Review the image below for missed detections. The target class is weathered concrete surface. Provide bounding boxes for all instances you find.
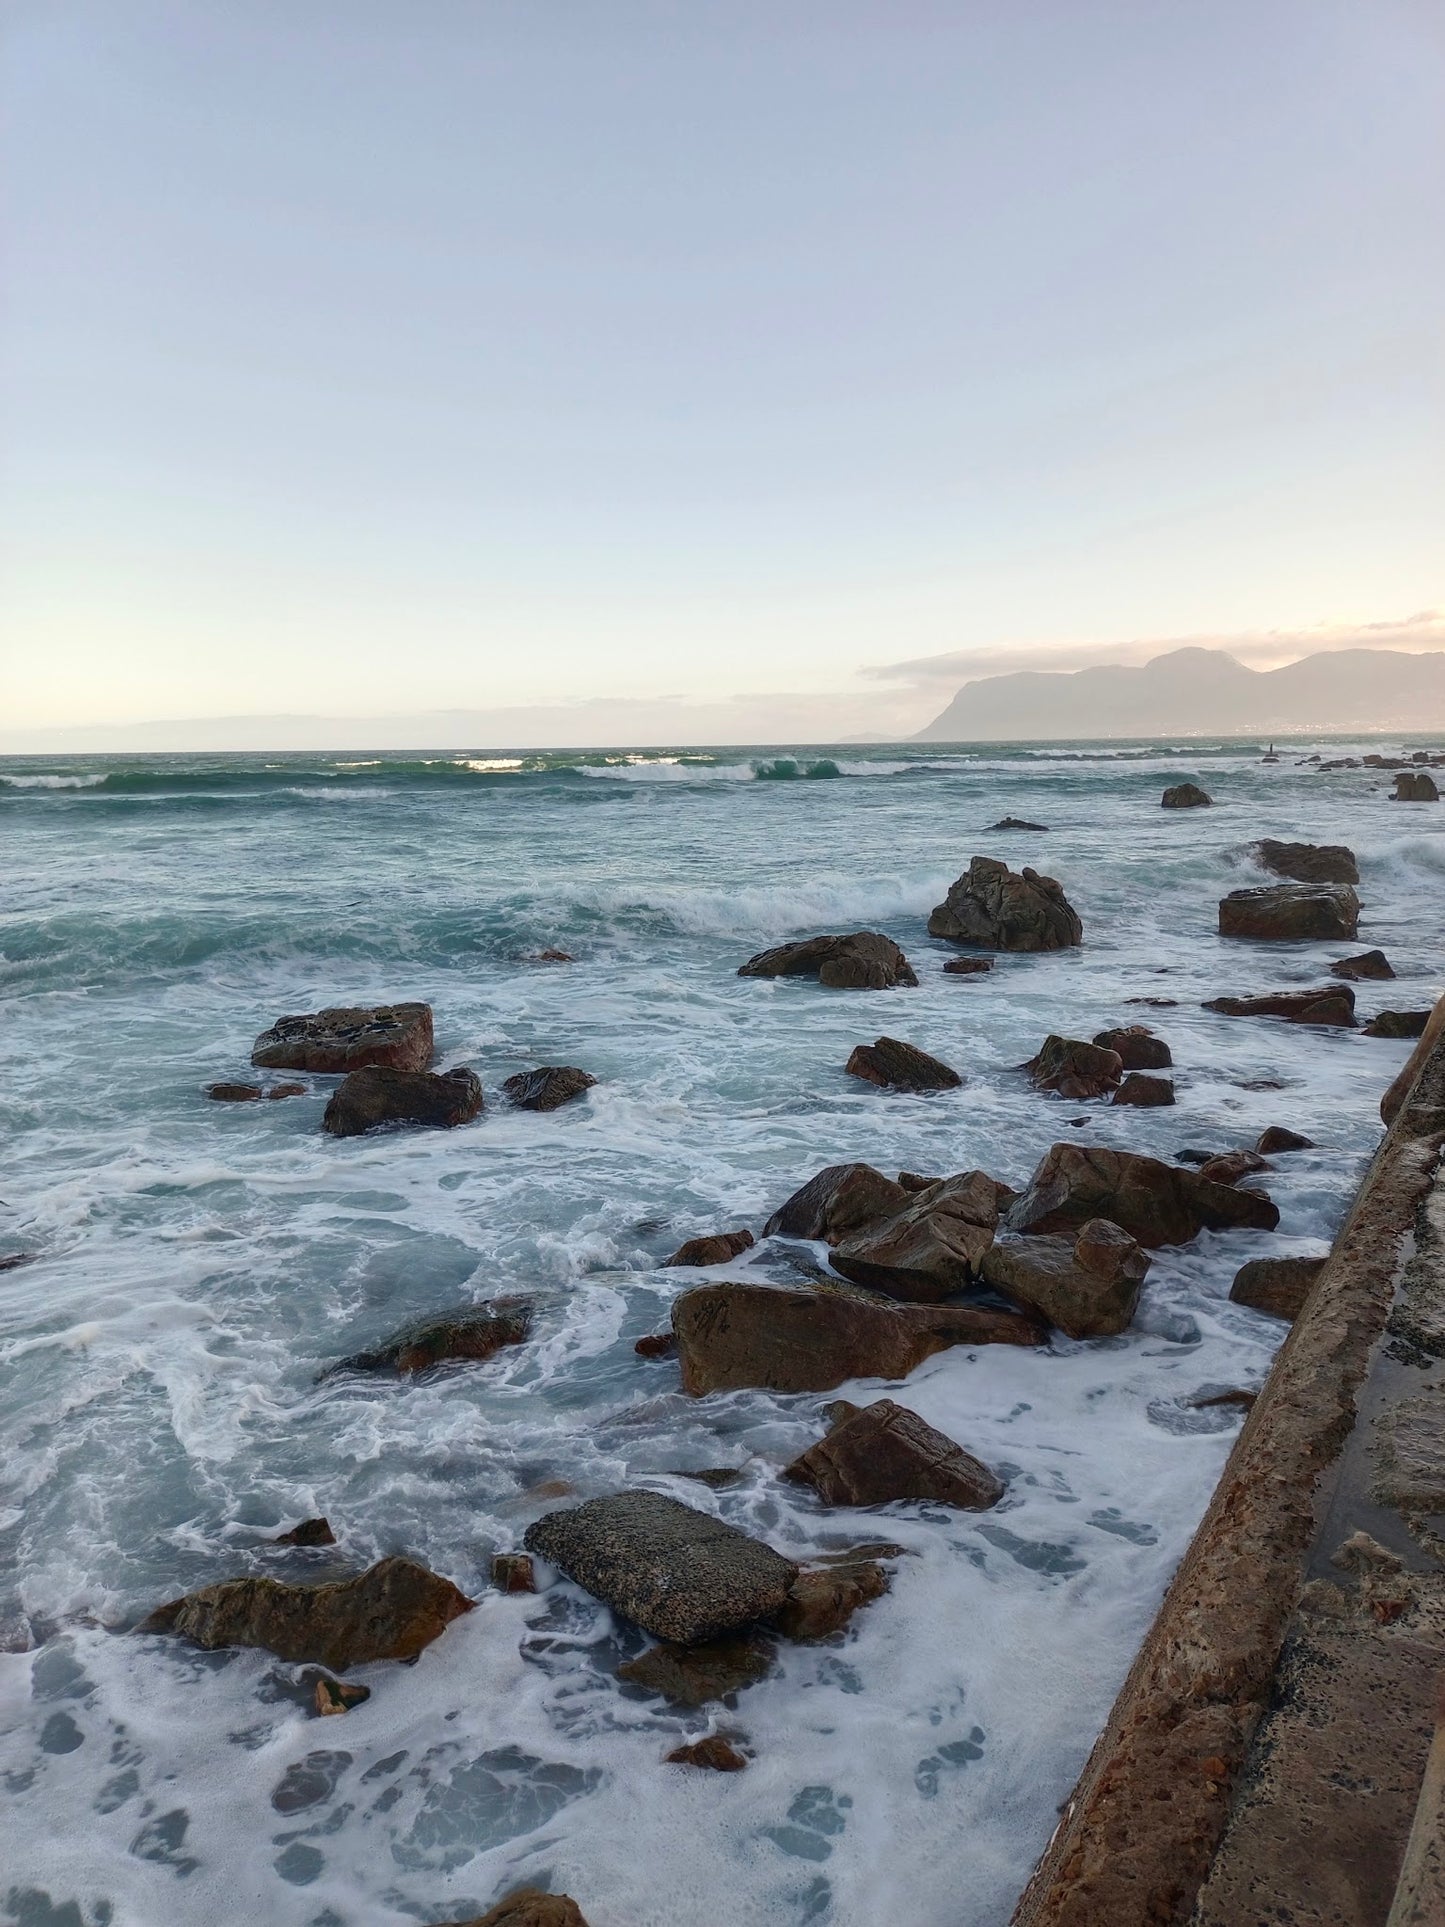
[1010,994,1445,1927]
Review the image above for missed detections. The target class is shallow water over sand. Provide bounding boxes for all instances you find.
[1,740,1441,1926]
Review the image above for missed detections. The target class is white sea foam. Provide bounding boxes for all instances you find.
[0,772,108,789]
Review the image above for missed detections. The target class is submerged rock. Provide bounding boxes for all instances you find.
[1025,1035,1122,1100]
[1203,985,1357,1027]
[829,1171,999,1302]
[763,1163,908,1243]
[314,1675,370,1716]
[1112,1072,1175,1107]
[140,1556,472,1669]
[1363,1009,1432,1039]
[322,1065,484,1136]
[671,1279,1044,1396]
[988,816,1049,831]
[1253,839,1359,885]
[1229,1255,1326,1321]
[844,1036,962,1092]
[943,955,995,975]
[1256,1125,1314,1153]
[1197,1150,1271,1186]
[737,931,918,989]
[1393,771,1439,801]
[774,1560,890,1640]
[928,856,1082,951]
[1330,948,1395,981]
[1006,1143,1280,1246]
[443,1893,590,1927]
[785,1399,1004,1509]
[1217,883,1360,941]
[524,1491,797,1644]
[1161,783,1212,808]
[324,1300,532,1377]
[666,1736,749,1771]
[1093,1025,1173,1071]
[491,1553,537,1594]
[252,1002,433,1074]
[619,1633,774,1704]
[501,1065,596,1111]
[274,1517,336,1548]
[634,1331,678,1359]
[208,1082,264,1102]
[982,1218,1150,1338]
[664,1228,754,1268]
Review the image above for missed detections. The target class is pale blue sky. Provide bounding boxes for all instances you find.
[2,0,1442,742]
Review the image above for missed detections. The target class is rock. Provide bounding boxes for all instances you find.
[501,1066,596,1111]
[1256,1125,1314,1153]
[845,1035,962,1092]
[252,1002,433,1074]
[671,1280,1044,1396]
[618,1634,773,1703]
[140,1556,472,1669]
[491,1553,537,1594]
[523,1491,797,1643]
[666,1736,749,1771]
[444,1892,590,1927]
[325,1300,532,1377]
[322,1065,483,1136]
[1363,1009,1432,1039]
[774,1561,890,1640]
[0,1253,33,1272]
[943,956,994,975]
[1025,1036,1122,1100]
[1005,1142,1280,1246]
[981,1218,1150,1338]
[763,1163,909,1243]
[928,856,1082,951]
[1188,1389,1257,1411]
[634,1331,678,1359]
[828,1171,1000,1302]
[208,1082,264,1101]
[274,1517,336,1548]
[737,931,918,989]
[896,1171,943,1191]
[1161,783,1212,808]
[1382,996,1445,1124]
[1126,995,1179,1007]
[1218,883,1360,941]
[1253,839,1359,885]
[1112,1072,1175,1107]
[664,1229,755,1268]
[314,1676,370,1716]
[1393,771,1439,801]
[989,816,1049,831]
[784,1398,1004,1509]
[1197,1150,1271,1186]
[1093,1025,1172,1071]
[1330,949,1395,981]
[530,948,574,963]
[1229,1255,1326,1321]
[1203,985,1357,1027]
[268,1083,307,1099]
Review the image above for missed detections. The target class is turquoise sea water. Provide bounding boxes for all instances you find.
[1,740,1441,1926]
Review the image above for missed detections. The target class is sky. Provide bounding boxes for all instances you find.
[2,0,1443,748]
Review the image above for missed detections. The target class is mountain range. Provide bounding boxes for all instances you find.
[915,647,1445,740]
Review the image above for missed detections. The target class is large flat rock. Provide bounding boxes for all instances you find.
[252,1002,434,1073]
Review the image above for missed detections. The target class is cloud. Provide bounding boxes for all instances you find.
[865,610,1445,691]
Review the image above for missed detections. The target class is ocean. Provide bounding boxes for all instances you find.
[1,740,1440,1927]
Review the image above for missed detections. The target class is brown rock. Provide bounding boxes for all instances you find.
[1197,1150,1271,1186]
[1253,839,1359,885]
[619,1634,773,1703]
[1380,993,1445,1123]
[491,1553,537,1594]
[267,1082,307,1099]
[671,1279,1045,1396]
[1161,783,1212,808]
[1094,1025,1173,1071]
[208,1082,263,1101]
[1112,1073,1175,1107]
[943,955,995,975]
[1229,1255,1326,1321]
[1329,949,1395,981]
[325,1300,532,1377]
[1393,771,1439,801]
[928,856,1082,951]
[140,1556,472,1669]
[666,1736,749,1771]
[252,1002,433,1074]
[845,1035,962,1092]
[828,1171,999,1302]
[634,1331,678,1359]
[737,931,918,989]
[274,1517,336,1548]
[1255,1126,1314,1153]
[314,1675,370,1716]
[763,1163,909,1243]
[1203,985,1357,1027]
[501,1066,597,1111]
[1005,1142,1280,1246]
[896,1171,944,1191]
[1025,1036,1122,1100]
[664,1229,755,1268]
[1362,1009,1431,1039]
[989,816,1049,831]
[530,948,575,963]
[982,1218,1150,1338]
[322,1065,483,1136]
[774,1561,890,1640]
[1217,884,1360,941]
[785,1398,1004,1509]
[445,1892,590,1927]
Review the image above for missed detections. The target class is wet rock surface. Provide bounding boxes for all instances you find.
[491,1553,537,1594]
[324,1300,533,1377]
[763,1162,908,1243]
[1393,771,1439,801]
[663,1228,755,1268]
[785,1398,1005,1510]
[1218,883,1360,941]
[274,1517,336,1548]
[665,1735,749,1771]
[1330,948,1395,980]
[1256,1125,1315,1153]
[1006,1143,1280,1246]
[1362,1009,1431,1039]
[989,816,1049,831]
[1253,839,1359,885]
[140,1556,473,1669]
[523,1490,798,1643]
[322,1065,484,1136]
[314,1675,370,1716]
[501,1065,597,1111]
[1025,1035,1123,1100]
[1197,1150,1271,1187]
[737,931,918,989]
[1229,1254,1327,1321]
[1112,1072,1175,1107]
[671,1279,1044,1395]
[943,955,995,975]
[1161,783,1212,808]
[252,1002,434,1074]
[828,1170,999,1302]
[1093,1025,1172,1071]
[1203,985,1357,1026]
[982,1218,1150,1338]
[774,1560,890,1640]
[844,1035,962,1092]
[928,856,1083,951]
[444,1892,590,1927]
[619,1633,774,1703]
